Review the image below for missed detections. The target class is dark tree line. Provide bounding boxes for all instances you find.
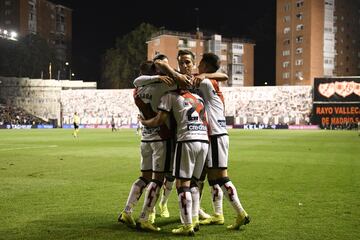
[0,34,60,79]
[100,23,158,89]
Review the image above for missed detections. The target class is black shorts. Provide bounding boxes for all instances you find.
[74,123,79,129]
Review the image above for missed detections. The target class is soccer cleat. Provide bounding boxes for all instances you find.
[148,211,156,224]
[137,220,161,232]
[159,203,170,218]
[192,217,200,232]
[198,208,211,220]
[199,214,224,225]
[118,211,136,228]
[172,224,195,236]
[227,211,251,230]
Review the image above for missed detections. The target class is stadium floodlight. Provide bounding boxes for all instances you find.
[0,28,18,41]
[10,31,17,39]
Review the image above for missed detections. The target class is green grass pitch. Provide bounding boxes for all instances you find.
[0,129,359,239]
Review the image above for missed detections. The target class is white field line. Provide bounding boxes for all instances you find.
[0,145,58,151]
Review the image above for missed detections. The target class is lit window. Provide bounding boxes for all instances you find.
[283,72,290,79]
[296,48,303,54]
[283,27,291,34]
[284,3,291,11]
[296,0,304,8]
[296,13,303,20]
[296,36,303,43]
[188,40,196,47]
[154,38,160,46]
[295,59,303,66]
[282,50,290,56]
[283,39,290,45]
[296,24,304,31]
[284,16,291,23]
[295,71,303,80]
[283,61,290,68]
[325,1,333,6]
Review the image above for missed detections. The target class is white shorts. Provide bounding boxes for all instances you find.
[140,140,173,173]
[173,141,208,180]
[207,134,229,169]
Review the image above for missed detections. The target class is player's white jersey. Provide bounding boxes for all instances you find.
[198,79,227,136]
[158,91,209,142]
[134,82,176,141]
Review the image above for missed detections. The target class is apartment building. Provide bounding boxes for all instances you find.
[147,30,255,87]
[0,0,72,65]
[276,0,360,86]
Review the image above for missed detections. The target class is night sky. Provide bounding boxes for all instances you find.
[53,1,276,86]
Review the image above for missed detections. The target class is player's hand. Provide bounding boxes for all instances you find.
[177,74,193,88]
[193,74,205,87]
[158,75,175,86]
[137,114,144,122]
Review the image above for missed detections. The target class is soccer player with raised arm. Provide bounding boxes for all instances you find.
[117,57,176,231]
[195,53,250,230]
[154,50,228,227]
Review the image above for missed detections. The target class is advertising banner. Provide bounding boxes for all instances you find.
[312,103,360,126]
[313,77,360,102]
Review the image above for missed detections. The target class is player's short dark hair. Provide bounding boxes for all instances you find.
[153,54,168,61]
[139,60,156,75]
[177,49,195,61]
[201,52,220,72]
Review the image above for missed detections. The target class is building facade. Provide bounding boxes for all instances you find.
[276,0,360,86]
[147,30,255,87]
[0,0,72,68]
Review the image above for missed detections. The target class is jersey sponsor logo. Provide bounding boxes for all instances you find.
[217,120,226,127]
[138,92,153,100]
[187,123,207,131]
[143,126,160,135]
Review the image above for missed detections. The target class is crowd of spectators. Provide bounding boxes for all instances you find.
[60,89,137,126]
[60,86,313,126]
[222,86,313,125]
[0,104,48,126]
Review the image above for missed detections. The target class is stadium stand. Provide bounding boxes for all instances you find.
[60,89,137,126]
[0,103,49,127]
[222,86,312,125]
[0,77,314,127]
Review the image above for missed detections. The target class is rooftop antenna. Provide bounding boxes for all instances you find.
[195,8,200,32]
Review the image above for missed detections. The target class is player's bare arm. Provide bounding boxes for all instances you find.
[193,72,228,87]
[154,59,192,88]
[133,75,175,87]
[139,111,169,128]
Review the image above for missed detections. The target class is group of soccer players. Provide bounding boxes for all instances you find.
[117,50,250,236]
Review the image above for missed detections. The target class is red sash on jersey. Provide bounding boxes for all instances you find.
[210,79,225,105]
[180,90,209,135]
